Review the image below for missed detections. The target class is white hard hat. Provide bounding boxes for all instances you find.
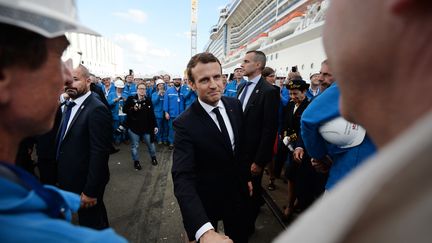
[319,116,366,148]
[276,69,286,78]
[0,0,99,38]
[155,79,164,86]
[114,80,125,88]
[172,74,182,80]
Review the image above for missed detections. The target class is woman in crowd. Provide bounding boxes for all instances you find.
[124,83,159,170]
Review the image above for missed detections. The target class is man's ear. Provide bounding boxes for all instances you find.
[188,80,196,91]
[86,77,92,88]
[0,68,12,104]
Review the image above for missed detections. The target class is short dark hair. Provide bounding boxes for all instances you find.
[246,50,266,71]
[78,64,90,79]
[187,52,222,83]
[0,23,48,71]
[262,67,275,78]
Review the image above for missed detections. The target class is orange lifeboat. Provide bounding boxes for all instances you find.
[268,11,303,39]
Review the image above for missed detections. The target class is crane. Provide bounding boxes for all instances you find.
[191,0,198,56]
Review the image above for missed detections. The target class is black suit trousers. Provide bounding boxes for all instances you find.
[77,187,109,230]
[210,195,248,243]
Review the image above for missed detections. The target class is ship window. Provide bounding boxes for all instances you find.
[302,64,305,70]
[275,53,278,59]
[286,67,289,72]
[311,63,314,69]
[270,54,273,61]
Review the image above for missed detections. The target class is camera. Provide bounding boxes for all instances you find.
[116,125,126,134]
[291,66,298,73]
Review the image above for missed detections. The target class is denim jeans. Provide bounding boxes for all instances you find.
[168,118,175,145]
[156,118,168,143]
[128,129,156,161]
[113,116,127,144]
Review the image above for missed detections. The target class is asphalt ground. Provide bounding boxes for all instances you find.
[104,143,284,243]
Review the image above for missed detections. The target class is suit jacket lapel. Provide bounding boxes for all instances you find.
[244,78,263,114]
[192,100,233,154]
[63,94,91,139]
[237,82,246,99]
[221,98,237,154]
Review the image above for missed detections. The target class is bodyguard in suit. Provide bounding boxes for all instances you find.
[172,52,250,243]
[56,64,112,229]
[238,50,280,234]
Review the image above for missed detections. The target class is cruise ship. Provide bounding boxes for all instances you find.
[204,0,329,79]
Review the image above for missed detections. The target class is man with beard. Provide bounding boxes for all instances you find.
[56,64,112,229]
[163,75,185,149]
[300,60,376,190]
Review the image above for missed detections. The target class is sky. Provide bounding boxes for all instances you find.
[76,0,229,76]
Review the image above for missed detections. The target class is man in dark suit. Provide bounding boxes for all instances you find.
[238,50,280,234]
[57,64,112,229]
[172,52,250,243]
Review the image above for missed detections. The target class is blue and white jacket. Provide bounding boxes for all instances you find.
[163,86,185,118]
[301,82,376,190]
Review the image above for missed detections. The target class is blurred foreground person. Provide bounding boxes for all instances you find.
[275,0,432,242]
[0,0,125,241]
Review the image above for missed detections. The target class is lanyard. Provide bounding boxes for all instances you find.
[0,161,66,219]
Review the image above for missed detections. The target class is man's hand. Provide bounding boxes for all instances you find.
[200,230,233,243]
[293,147,304,163]
[251,162,262,176]
[311,156,333,173]
[282,136,290,146]
[133,104,139,111]
[62,92,70,100]
[248,181,253,197]
[165,112,170,120]
[80,193,97,208]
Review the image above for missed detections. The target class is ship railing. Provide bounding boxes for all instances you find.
[295,0,328,32]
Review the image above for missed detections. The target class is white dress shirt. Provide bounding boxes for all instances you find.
[64,91,92,136]
[239,74,261,111]
[198,98,235,150]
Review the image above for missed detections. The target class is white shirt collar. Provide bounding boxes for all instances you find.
[71,91,91,107]
[248,74,261,84]
[198,98,225,114]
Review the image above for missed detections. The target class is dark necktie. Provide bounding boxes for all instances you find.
[239,81,253,105]
[213,107,232,151]
[56,101,76,159]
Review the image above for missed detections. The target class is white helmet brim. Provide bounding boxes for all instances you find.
[0,0,99,38]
